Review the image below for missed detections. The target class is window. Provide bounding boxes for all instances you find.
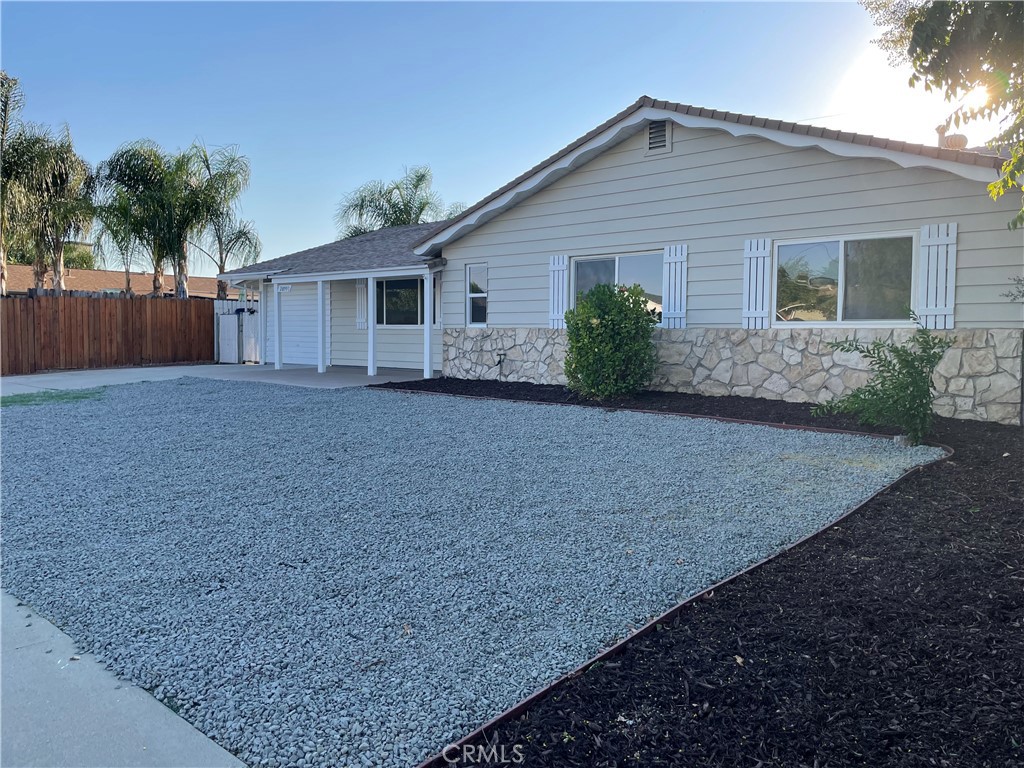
[466,264,487,326]
[571,253,663,320]
[774,234,914,324]
[376,278,423,326]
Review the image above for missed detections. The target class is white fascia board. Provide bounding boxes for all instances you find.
[219,269,284,283]
[270,265,432,284]
[413,105,999,256]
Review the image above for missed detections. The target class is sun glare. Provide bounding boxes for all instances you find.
[963,85,989,111]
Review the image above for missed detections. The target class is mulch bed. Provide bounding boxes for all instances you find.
[373,378,1024,768]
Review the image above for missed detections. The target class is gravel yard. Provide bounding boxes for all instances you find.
[0,378,943,768]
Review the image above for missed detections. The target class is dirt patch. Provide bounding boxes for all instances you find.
[375,378,1024,768]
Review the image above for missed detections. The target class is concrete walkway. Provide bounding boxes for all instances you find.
[1,591,245,768]
[0,363,428,397]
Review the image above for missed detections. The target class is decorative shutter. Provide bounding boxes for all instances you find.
[917,223,957,329]
[662,245,688,329]
[742,238,772,329]
[549,255,568,329]
[355,278,368,329]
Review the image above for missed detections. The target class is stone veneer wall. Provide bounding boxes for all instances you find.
[443,327,1023,426]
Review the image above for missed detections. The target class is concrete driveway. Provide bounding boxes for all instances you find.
[0,363,428,397]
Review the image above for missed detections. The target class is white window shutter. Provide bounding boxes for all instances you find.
[742,238,772,329]
[917,223,957,329]
[662,244,688,329]
[549,255,568,329]
[355,278,368,330]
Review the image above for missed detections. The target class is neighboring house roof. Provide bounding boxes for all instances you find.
[4,264,244,299]
[221,221,445,281]
[412,95,1006,257]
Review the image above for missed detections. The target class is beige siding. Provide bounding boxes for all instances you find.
[441,126,1023,329]
[329,280,441,370]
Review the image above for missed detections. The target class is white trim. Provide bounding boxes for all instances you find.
[316,280,327,374]
[466,263,488,328]
[221,269,284,283]
[367,276,377,376]
[743,238,772,330]
[644,120,672,157]
[270,265,432,284]
[917,222,958,330]
[413,106,998,256]
[423,274,433,378]
[355,278,368,330]
[374,277,426,328]
[273,281,283,371]
[549,255,568,329]
[662,244,687,329]
[568,251,664,313]
[770,230,918,328]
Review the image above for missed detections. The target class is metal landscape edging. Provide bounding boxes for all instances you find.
[402,385,953,768]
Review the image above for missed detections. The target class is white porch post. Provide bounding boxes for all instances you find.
[316,279,327,373]
[367,276,377,376]
[422,273,433,379]
[273,284,283,370]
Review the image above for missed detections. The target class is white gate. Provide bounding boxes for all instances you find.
[215,298,260,364]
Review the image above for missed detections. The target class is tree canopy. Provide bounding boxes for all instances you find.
[863,0,1024,228]
[335,165,465,238]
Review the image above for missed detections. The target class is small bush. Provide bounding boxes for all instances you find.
[564,283,658,399]
[812,324,952,443]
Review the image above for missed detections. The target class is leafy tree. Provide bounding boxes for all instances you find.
[862,0,1024,228]
[63,242,95,270]
[335,165,465,238]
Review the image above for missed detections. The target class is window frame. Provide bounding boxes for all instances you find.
[375,277,424,328]
[771,230,919,328]
[466,263,488,327]
[569,251,665,327]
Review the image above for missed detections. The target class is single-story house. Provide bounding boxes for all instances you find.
[223,96,1023,425]
[6,264,248,300]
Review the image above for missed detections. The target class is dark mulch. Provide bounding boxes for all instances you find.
[373,378,1024,768]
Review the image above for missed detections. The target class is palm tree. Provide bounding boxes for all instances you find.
[93,188,145,294]
[335,165,465,238]
[191,144,260,298]
[98,141,250,298]
[8,126,94,295]
[1,71,25,295]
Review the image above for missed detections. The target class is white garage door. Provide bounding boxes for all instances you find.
[264,283,321,365]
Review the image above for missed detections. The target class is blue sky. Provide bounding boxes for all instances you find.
[1,2,984,276]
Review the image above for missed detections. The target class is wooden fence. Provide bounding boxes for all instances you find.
[1,295,215,376]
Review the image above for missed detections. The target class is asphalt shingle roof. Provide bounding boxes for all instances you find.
[222,221,442,279]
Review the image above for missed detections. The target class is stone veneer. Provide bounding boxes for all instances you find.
[443,327,1023,426]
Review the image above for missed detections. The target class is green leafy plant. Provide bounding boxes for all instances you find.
[813,324,952,443]
[564,283,658,399]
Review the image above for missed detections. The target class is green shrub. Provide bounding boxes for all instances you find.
[812,324,952,443]
[564,283,658,399]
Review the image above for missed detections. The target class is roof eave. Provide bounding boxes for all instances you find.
[413,99,1001,257]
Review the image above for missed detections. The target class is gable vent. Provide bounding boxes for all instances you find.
[648,120,668,151]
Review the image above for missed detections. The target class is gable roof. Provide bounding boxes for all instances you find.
[413,95,1005,257]
[4,264,244,299]
[221,221,444,281]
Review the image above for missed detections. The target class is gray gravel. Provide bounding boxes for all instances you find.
[1,378,944,767]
